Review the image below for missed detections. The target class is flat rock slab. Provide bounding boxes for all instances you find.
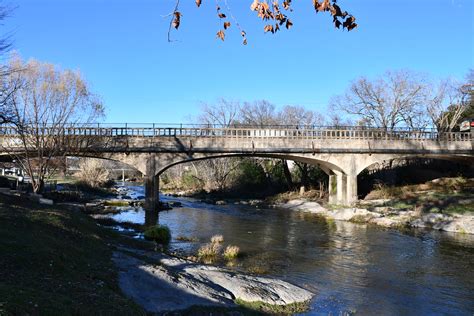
[112,251,313,313]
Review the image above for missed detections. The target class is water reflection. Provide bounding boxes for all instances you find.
[110,184,474,315]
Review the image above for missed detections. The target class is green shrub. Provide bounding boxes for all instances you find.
[143,225,171,245]
[181,171,203,190]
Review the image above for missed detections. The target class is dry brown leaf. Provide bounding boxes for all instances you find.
[216,29,225,41]
[264,24,274,33]
[172,11,182,29]
[250,0,259,11]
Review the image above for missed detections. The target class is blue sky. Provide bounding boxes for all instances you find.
[4,0,474,123]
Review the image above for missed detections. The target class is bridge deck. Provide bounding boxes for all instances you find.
[0,126,472,141]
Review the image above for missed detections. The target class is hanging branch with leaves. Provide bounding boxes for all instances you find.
[165,0,356,44]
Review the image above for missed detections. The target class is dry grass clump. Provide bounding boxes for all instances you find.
[197,242,222,264]
[176,235,198,242]
[223,245,240,260]
[210,234,224,244]
[267,189,326,204]
[366,177,472,201]
[196,235,242,264]
[197,234,225,263]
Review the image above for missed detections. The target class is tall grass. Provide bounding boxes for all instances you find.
[197,242,222,264]
[223,245,240,260]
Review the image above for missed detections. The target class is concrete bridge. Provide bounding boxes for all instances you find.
[1,124,473,209]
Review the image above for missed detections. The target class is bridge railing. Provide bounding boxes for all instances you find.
[0,125,471,141]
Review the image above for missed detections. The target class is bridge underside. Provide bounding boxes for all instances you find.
[107,151,474,210]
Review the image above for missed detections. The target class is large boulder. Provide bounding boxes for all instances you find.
[113,251,313,313]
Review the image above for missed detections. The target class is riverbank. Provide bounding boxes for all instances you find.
[275,177,474,235]
[0,193,314,315]
[0,194,145,315]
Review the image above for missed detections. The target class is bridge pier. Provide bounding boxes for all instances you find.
[328,173,337,204]
[144,157,159,226]
[346,173,358,205]
[333,171,346,204]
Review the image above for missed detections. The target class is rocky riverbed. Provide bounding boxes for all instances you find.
[276,199,474,234]
[112,247,313,314]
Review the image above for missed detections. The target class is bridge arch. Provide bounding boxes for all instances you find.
[155,153,344,177]
[137,152,365,209]
[0,152,143,184]
[356,154,474,177]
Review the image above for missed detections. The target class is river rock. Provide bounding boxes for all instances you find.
[372,206,395,214]
[370,217,403,228]
[423,213,453,224]
[274,198,474,235]
[38,198,53,205]
[279,199,327,214]
[249,199,264,207]
[330,208,379,221]
[358,199,391,207]
[434,215,474,234]
[112,251,313,313]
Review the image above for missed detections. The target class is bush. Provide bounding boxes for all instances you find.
[0,176,12,188]
[143,225,171,245]
[223,245,240,260]
[75,159,111,188]
[210,234,224,244]
[232,159,267,192]
[197,242,221,264]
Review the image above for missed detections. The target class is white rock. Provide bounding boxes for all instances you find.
[422,213,452,224]
[39,198,53,205]
[370,217,401,228]
[113,252,313,313]
[436,216,474,234]
[278,199,326,214]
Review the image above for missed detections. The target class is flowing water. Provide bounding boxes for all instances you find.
[109,184,474,315]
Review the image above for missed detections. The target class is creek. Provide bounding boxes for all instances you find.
[107,183,474,315]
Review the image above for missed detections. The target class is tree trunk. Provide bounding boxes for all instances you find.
[281,159,294,190]
[295,162,309,190]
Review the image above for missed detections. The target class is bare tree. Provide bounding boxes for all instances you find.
[330,70,432,131]
[2,57,104,193]
[195,98,243,191]
[75,158,111,188]
[0,67,19,124]
[198,98,240,127]
[199,158,241,191]
[277,105,326,127]
[425,79,470,132]
[0,4,16,125]
[240,100,278,126]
